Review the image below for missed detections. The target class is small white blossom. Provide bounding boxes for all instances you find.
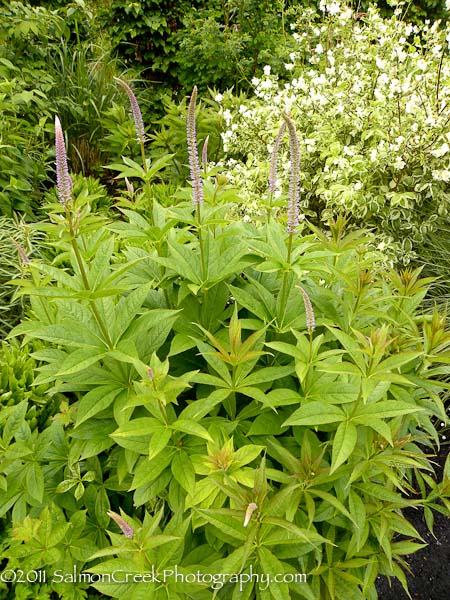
[431,143,450,157]
[393,156,406,170]
[433,169,450,182]
[222,109,232,125]
[261,79,273,90]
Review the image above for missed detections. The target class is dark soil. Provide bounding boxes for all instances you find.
[375,442,450,600]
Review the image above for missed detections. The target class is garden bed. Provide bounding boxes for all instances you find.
[376,442,450,600]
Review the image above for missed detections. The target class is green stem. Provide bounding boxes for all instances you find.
[70,231,114,349]
[436,46,445,113]
[302,331,314,396]
[141,140,153,202]
[267,192,273,224]
[225,367,237,419]
[141,140,147,174]
[197,202,206,282]
[279,232,294,327]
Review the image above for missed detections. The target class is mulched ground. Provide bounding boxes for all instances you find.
[375,442,450,600]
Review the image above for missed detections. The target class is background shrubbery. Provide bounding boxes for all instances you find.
[214,4,450,263]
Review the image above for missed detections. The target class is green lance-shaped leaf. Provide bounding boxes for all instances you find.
[330,421,357,473]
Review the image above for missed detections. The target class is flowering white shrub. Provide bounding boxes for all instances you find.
[215,2,450,262]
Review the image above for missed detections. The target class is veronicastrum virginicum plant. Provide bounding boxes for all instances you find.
[2,86,450,600]
[215,1,450,263]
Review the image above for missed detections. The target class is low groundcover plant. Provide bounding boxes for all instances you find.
[0,82,449,600]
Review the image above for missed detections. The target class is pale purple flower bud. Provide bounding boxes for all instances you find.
[147,366,154,379]
[202,135,209,168]
[268,122,286,194]
[54,116,73,207]
[114,77,146,145]
[107,510,134,539]
[125,177,134,196]
[296,285,316,333]
[243,502,258,527]
[187,86,204,205]
[11,238,30,264]
[282,113,300,234]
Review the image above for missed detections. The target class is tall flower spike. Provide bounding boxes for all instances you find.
[296,285,316,334]
[268,121,286,194]
[243,502,258,527]
[187,86,204,205]
[54,116,72,207]
[107,510,134,539]
[282,112,300,234]
[114,77,146,144]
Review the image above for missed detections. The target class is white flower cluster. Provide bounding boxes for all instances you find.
[216,4,450,262]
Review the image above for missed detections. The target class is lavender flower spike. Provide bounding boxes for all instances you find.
[54,116,72,207]
[107,510,134,539]
[11,238,30,264]
[296,285,316,334]
[268,121,286,194]
[187,86,204,205]
[114,77,146,144]
[282,112,300,234]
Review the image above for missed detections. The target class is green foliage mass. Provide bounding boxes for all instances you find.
[102,0,302,102]
[102,0,203,97]
[0,1,128,216]
[0,216,46,335]
[0,2,450,599]
[0,339,61,430]
[0,103,449,598]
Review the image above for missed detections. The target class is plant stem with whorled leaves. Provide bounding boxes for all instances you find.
[55,116,114,349]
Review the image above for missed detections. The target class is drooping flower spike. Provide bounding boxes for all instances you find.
[187,86,204,206]
[107,510,134,539]
[282,112,300,234]
[11,238,30,264]
[54,116,73,207]
[114,77,146,145]
[296,285,316,334]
